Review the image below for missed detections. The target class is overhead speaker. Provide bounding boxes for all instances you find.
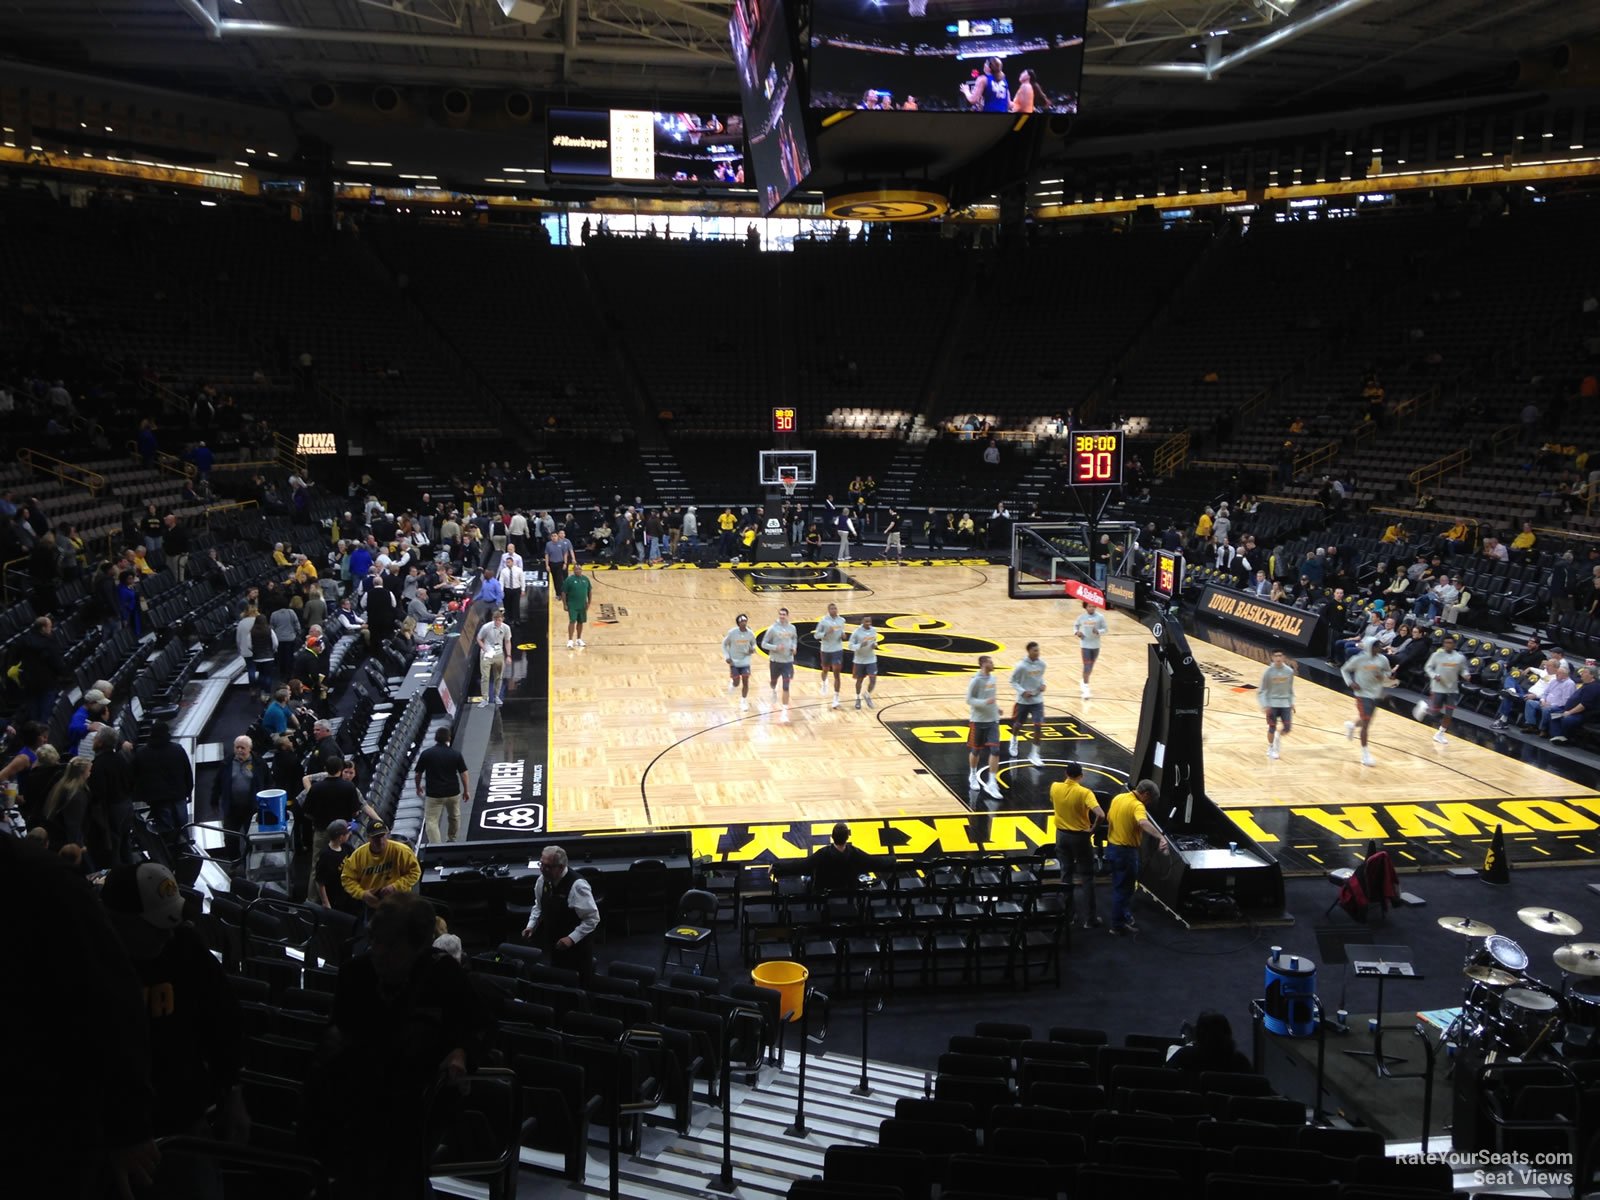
[309,82,339,111]
[504,92,533,121]
[496,0,548,23]
[372,85,401,114]
[442,88,472,123]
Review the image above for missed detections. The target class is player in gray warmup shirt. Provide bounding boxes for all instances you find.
[815,602,847,709]
[966,655,1003,799]
[1423,633,1467,746]
[722,613,756,712]
[1259,649,1296,759]
[760,606,799,717]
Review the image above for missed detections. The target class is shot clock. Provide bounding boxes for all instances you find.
[1067,429,1125,487]
[772,406,797,434]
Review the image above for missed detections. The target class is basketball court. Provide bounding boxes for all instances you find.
[540,559,1600,874]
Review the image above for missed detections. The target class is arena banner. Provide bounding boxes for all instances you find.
[1105,574,1141,612]
[1196,585,1325,652]
[1063,579,1105,607]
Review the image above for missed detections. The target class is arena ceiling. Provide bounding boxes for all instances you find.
[0,0,1594,200]
[2,0,1590,120]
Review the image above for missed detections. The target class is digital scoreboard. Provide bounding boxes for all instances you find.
[1153,550,1185,601]
[1067,429,1125,487]
[772,406,797,434]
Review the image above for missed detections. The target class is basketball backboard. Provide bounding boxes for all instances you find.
[758,449,816,487]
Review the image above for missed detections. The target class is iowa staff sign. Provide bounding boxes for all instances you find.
[1197,585,1325,652]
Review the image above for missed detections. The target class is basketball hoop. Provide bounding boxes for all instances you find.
[778,467,799,499]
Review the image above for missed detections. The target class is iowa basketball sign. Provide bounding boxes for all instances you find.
[296,432,338,455]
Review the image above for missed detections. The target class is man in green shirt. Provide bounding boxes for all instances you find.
[561,563,594,649]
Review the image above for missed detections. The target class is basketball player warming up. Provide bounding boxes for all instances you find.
[1259,649,1296,759]
[1340,637,1398,767]
[760,606,799,718]
[849,615,880,710]
[723,613,756,712]
[816,602,847,709]
[966,656,1004,799]
[1008,642,1047,766]
[1074,602,1108,699]
[1421,633,1467,746]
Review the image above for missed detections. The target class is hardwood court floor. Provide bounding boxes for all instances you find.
[546,563,1593,832]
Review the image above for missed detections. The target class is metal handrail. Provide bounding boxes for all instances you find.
[131,446,197,482]
[1153,430,1191,476]
[271,431,307,476]
[17,446,105,495]
[1391,384,1440,424]
[1408,447,1471,497]
[1293,440,1340,475]
[1,554,29,604]
[1254,493,1324,508]
[1189,458,1274,473]
[1490,423,1520,451]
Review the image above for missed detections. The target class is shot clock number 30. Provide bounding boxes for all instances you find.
[1067,429,1125,487]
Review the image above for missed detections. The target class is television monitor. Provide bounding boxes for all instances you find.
[730,0,814,213]
[808,0,1087,115]
[547,108,746,185]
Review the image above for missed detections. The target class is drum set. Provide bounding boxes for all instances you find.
[1439,909,1600,1060]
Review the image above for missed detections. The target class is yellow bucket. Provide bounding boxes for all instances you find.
[751,960,809,1022]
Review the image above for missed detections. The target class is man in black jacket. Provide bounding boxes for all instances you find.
[809,822,873,893]
[132,720,194,834]
[15,616,67,725]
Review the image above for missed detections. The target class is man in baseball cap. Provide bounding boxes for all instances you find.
[101,862,248,1140]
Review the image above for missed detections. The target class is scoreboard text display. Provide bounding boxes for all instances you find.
[772,406,797,434]
[1067,429,1125,487]
[1153,550,1185,600]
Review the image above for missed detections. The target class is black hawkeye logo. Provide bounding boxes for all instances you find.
[755,612,1005,678]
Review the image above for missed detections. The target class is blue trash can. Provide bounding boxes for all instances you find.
[256,788,288,830]
[1263,950,1317,1037]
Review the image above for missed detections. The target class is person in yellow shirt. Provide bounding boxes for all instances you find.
[1441,521,1469,547]
[1194,509,1214,542]
[130,546,155,576]
[1049,762,1105,927]
[1510,520,1537,559]
[716,507,738,559]
[293,553,319,585]
[1104,779,1168,934]
[272,542,291,568]
[341,821,422,908]
[1380,523,1404,543]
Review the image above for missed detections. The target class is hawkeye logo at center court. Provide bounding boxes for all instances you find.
[758,611,1005,677]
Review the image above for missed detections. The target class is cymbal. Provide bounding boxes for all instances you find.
[1518,907,1584,937]
[1464,965,1521,987]
[1438,916,1496,937]
[1554,944,1600,977]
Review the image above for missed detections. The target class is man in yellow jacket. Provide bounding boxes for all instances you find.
[341,821,421,909]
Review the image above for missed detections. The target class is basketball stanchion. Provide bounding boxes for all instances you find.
[852,967,885,1097]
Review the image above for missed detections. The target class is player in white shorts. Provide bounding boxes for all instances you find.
[1008,641,1047,766]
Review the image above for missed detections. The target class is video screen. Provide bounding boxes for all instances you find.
[808,0,1087,114]
[730,0,814,214]
[546,108,746,185]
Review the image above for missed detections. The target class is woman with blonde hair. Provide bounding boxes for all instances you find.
[43,755,94,849]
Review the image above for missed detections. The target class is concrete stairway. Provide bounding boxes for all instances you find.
[436,1050,928,1200]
